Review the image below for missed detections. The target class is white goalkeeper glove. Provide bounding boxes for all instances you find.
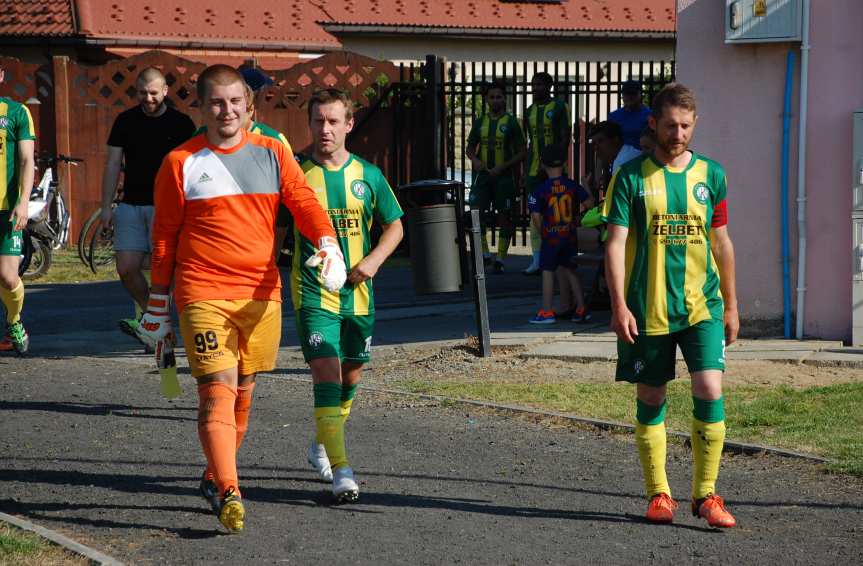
[135,293,172,349]
[305,236,347,292]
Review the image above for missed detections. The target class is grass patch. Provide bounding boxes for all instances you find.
[0,521,88,565]
[392,378,863,476]
[28,248,117,284]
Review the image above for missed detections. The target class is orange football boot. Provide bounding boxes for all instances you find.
[646,493,678,524]
[692,494,737,528]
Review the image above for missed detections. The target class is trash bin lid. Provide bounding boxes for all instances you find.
[398,179,465,191]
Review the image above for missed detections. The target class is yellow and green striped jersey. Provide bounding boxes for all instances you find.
[602,153,728,335]
[291,154,403,315]
[0,98,36,211]
[524,99,571,177]
[466,112,525,172]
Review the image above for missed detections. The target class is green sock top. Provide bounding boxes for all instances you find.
[313,383,343,408]
[692,396,725,423]
[636,399,667,425]
[341,384,358,402]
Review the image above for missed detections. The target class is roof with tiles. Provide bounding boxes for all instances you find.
[323,0,676,34]
[0,1,674,46]
[0,0,75,37]
[74,0,340,48]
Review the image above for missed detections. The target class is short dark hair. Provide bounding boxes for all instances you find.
[197,64,245,101]
[307,88,354,122]
[589,120,623,142]
[532,72,553,86]
[651,83,697,120]
[484,79,508,97]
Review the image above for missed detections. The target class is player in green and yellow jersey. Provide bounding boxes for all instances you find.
[0,64,36,355]
[523,72,572,275]
[602,83,738,528]
[465,80,526,273]
[292,88,403,502]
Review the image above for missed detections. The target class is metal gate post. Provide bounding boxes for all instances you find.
[425,54,443,179]
[469,209,492,357]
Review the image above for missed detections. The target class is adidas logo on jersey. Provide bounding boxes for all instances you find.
[198,172,213,183]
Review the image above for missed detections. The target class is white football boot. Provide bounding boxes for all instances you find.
[332,466,359,503]
[307,441,333,482]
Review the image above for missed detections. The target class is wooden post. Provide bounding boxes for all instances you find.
[51,55,74,244]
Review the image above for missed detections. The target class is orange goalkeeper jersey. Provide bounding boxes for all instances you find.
[151,130,336,311]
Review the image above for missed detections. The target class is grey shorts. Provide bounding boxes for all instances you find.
[113,203,154,253]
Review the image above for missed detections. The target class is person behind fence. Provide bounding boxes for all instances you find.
[100,67,196,347]
[527,145,592,324]
[294,88,404,503]
[0,64,36,354]
[602,83,738,528]
[136,64,344,532]
[522,71,572,276]
[608,79,651,151]
[465,79,526,274]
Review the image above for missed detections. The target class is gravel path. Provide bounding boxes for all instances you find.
[2,354,861,565]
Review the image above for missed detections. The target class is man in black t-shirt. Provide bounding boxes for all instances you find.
[100,67,196,340]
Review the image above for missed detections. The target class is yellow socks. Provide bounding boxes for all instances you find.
[497,229,512,260]
[635,399,670,498]
[529,223,541,252]
[314,383,347,469]
[340,384,358,423]
[691,396,727,500]
[1,279,24,324]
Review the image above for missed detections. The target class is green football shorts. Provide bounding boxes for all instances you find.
[0,211,23,256]
[469,172,517,213]
[295,307,374,363]
[615,318,726,386]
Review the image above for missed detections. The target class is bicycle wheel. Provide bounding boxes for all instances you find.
[23,234,52,281]
[88,225,114,274]
[78,208,102,265]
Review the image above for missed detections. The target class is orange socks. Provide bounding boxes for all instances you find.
[235,382,256,451]
[198,382,238,495]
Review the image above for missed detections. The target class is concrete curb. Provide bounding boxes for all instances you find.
[265,374,828,464]
[0,511,125,566]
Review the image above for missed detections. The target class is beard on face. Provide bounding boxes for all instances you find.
[657,136,688,158]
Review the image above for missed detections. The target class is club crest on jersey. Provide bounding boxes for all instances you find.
[546,110,554,119]
[350,180,369,199]
[693,182,710,205]
[308,331,324,349]
[499,124,508,133]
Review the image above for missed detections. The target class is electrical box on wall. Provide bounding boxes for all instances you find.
[725,0,802,43]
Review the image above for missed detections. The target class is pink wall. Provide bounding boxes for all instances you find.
[803,1,863,340]
[677,0,863,340]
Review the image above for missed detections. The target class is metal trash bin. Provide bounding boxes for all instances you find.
[399,180,465,295]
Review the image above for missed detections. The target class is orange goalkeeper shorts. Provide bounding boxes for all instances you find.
[179,299,281,378]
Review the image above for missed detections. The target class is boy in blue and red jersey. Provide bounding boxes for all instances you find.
[527,145,592,324]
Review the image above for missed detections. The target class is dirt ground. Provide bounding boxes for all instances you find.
[363,342,863,389]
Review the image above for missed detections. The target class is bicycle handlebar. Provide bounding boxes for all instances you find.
[37,154,84,166]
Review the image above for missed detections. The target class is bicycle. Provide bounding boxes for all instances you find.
[78,203,116,274]
[17,153,82,280]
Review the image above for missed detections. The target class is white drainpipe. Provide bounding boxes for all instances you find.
[795,0,811,339]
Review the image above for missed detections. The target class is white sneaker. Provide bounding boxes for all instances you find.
[307,441,333,482]
[332,466,359,503]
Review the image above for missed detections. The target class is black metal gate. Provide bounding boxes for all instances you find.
[441,59,676,240]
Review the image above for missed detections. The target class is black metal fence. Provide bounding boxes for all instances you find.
[441,59,676,241]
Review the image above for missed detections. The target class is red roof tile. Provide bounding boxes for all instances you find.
[322,0,675,34]
[75,0,339,49]
[0,1,674,47]
[0,0,75,37]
